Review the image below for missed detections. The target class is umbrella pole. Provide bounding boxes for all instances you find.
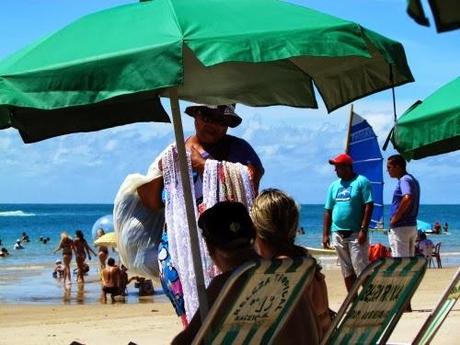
[168,88,209,322]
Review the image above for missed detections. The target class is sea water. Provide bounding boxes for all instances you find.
[0,204,459,304]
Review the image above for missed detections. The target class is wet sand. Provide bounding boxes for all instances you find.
[0,267,458,344]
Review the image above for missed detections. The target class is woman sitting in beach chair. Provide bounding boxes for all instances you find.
[251,188,332,340]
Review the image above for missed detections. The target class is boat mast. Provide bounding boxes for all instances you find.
[345,104,354,153]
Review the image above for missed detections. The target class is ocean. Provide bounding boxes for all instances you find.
[0,204,459,304]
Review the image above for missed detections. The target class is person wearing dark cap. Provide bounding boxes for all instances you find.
[322,153,373,292]
[172,201,319,345]
[172,201,259,344]
[135,104,264,325]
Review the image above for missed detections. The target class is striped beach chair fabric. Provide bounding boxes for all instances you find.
[412,267,460,345]
[321,257,427,345]
[192,256,316,345]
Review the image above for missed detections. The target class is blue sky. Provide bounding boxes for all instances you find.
[0,0,459,204]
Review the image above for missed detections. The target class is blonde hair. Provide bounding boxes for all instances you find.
[60,232,70,240]
[251,189,299,245]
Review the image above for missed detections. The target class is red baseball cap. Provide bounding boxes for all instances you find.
[329,153,353,165]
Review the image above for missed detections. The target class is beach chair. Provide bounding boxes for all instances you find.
[192,256,317,345]
[321,257,427,345]
[411,267,460,345]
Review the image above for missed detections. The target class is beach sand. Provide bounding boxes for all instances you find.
[0,267,458,345]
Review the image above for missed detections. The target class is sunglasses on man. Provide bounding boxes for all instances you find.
[197,110,230,127]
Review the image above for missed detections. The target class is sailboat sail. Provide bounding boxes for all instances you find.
[348,112,384,229]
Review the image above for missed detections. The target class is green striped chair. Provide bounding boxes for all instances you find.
[321,257,427,345]
[192,256,317,345]
[411,267,460,345]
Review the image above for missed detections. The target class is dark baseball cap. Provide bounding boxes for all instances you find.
[198,201,255,250]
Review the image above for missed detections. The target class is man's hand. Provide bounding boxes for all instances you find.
[358,230,367,245]
[322,234,331,249]
[390,216,396,227]
[190,145,206,174]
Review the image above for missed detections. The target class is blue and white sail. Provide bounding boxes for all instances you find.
[348,112,384,229]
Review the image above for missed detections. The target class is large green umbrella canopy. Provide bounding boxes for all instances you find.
[0,0,413,143]
[391,76,460,160]
[407,0,460,33]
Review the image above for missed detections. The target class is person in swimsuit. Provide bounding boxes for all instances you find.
[73,230,96,283]
[95,228,109,269]
[54,232,73,286]
[101,257,121,303]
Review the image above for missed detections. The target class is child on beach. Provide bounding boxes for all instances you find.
[53,259,65,278]
[95,228,109,269]
[53,232,73,286]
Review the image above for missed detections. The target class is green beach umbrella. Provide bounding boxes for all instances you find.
[0,0,415,320]
[0,0,414,144]
[391,76,460,160]
[407,0,460,33]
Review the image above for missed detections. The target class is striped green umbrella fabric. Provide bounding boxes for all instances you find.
[323,257,427,345]
[193,257,316,345]
[0,0,414,143]
[391,76,460,160]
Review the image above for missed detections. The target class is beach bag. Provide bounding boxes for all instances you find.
[113,148,169,279]
[368,243,391,262]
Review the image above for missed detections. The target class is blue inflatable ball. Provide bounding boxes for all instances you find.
[91,214,114,241]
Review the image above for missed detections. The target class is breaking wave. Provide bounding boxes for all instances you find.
[0,210,36,217]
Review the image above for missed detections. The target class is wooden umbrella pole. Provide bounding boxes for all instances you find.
[168,88,209,322]
[345,104,354,153]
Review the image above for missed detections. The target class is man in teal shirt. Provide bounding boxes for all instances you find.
[323,153,374,292]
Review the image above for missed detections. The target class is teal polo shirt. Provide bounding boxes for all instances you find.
[325,174,373,232]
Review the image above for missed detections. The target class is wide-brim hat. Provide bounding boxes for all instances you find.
[185,104,242,128]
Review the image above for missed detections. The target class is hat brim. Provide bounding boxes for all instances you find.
[185,105,242,128]
[329,159,352,165]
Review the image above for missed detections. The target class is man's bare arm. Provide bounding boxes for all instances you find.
[137,176,164,210]
[358,202,374,245]
[322,210,332,249]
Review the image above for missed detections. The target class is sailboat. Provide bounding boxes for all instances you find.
[346,106,385,231]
